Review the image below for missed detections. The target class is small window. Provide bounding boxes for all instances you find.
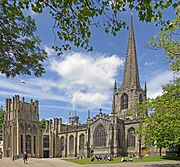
[139,94,143,104]
[121,93,128,110]
[127,127,135,147]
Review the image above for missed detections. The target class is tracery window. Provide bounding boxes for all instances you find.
[69,135,74,152]
[79,134,85,151]
[93,124,106,147]
[127,127,135,147]
[139,94,143,104]
[43,135,49,148]
[25,134,31,154]
[121,93,128,110]
[60,136,65,151]
[34,136,36,155]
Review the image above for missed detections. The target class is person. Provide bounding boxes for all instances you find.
[121,156,126,162]
[23,152,28,164]
[129,153,133,161]
[0,151,2,159]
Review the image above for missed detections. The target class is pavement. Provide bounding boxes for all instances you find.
[0,157,180,167]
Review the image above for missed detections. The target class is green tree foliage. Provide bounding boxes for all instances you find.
[0,0,47,77]
[147,6,180,72]
[0,1,179,77]
[1,1,179,55]
[39,119,46,129]
[136,7,180,154]
[136,8,180,152]
[138,80,180,151]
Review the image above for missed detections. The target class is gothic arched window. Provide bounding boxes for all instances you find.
[60,136,65,151]
[139,94,143,104]
[21,135,23,154]
[121,93,128,110]
[69,135,74,152]
[93,124,106,147]
[79,134,85,151]
[127,127,135,147]
[25,134,31,154]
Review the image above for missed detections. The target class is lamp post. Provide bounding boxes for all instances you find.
[138,135,142,158]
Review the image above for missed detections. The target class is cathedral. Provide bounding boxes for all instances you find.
[3,18,153,158]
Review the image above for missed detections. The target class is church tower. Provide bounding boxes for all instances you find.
[112,17,147,117]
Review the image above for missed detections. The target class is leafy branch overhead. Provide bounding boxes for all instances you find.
[147,6,180,72]
[23,0,179,54]
[0,0,47,77]
[0,0,179,77]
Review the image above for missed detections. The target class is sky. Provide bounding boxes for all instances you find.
[0,7,176,123]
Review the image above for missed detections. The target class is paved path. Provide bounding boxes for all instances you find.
[0,158,180,167]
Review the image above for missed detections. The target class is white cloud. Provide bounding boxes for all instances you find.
[72,92,109,107]
[50,52,123,90]
[0,79,69,102]
[0,52,122,111]
[147,70,174,98]
[50,52,123,107]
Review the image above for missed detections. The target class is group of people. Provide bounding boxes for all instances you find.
[91,155,113,161]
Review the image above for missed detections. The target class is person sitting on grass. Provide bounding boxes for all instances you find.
[91,156,95,161]
[129,153,133,161]
[121,156,126,162]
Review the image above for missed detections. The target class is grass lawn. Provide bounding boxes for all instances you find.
[62,156,180,165]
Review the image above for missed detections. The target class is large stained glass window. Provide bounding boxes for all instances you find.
[93,124,106,147]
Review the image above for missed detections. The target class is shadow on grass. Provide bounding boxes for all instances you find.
[161,156,180,161]
[144,164,180,167]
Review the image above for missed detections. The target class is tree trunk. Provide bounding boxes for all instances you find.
[177,145,180,156]
[159,147,162,156]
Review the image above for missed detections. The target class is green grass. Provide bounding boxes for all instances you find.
[62,156,180,165]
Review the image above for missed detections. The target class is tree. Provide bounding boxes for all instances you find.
[136,8,180,155]
[39,119,46,129]
[0,0,47,77]
[18,0,179,53]
[147,6,180,73]
[0,1,179,77]
[138,80,180,155]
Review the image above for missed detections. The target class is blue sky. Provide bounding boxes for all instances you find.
[0,8,175,123]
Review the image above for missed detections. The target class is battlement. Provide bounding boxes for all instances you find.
[5,95,39,122]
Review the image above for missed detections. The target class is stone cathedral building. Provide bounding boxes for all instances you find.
[3,18,150,158]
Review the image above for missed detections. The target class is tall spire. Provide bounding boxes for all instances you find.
[121,16,140,89]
